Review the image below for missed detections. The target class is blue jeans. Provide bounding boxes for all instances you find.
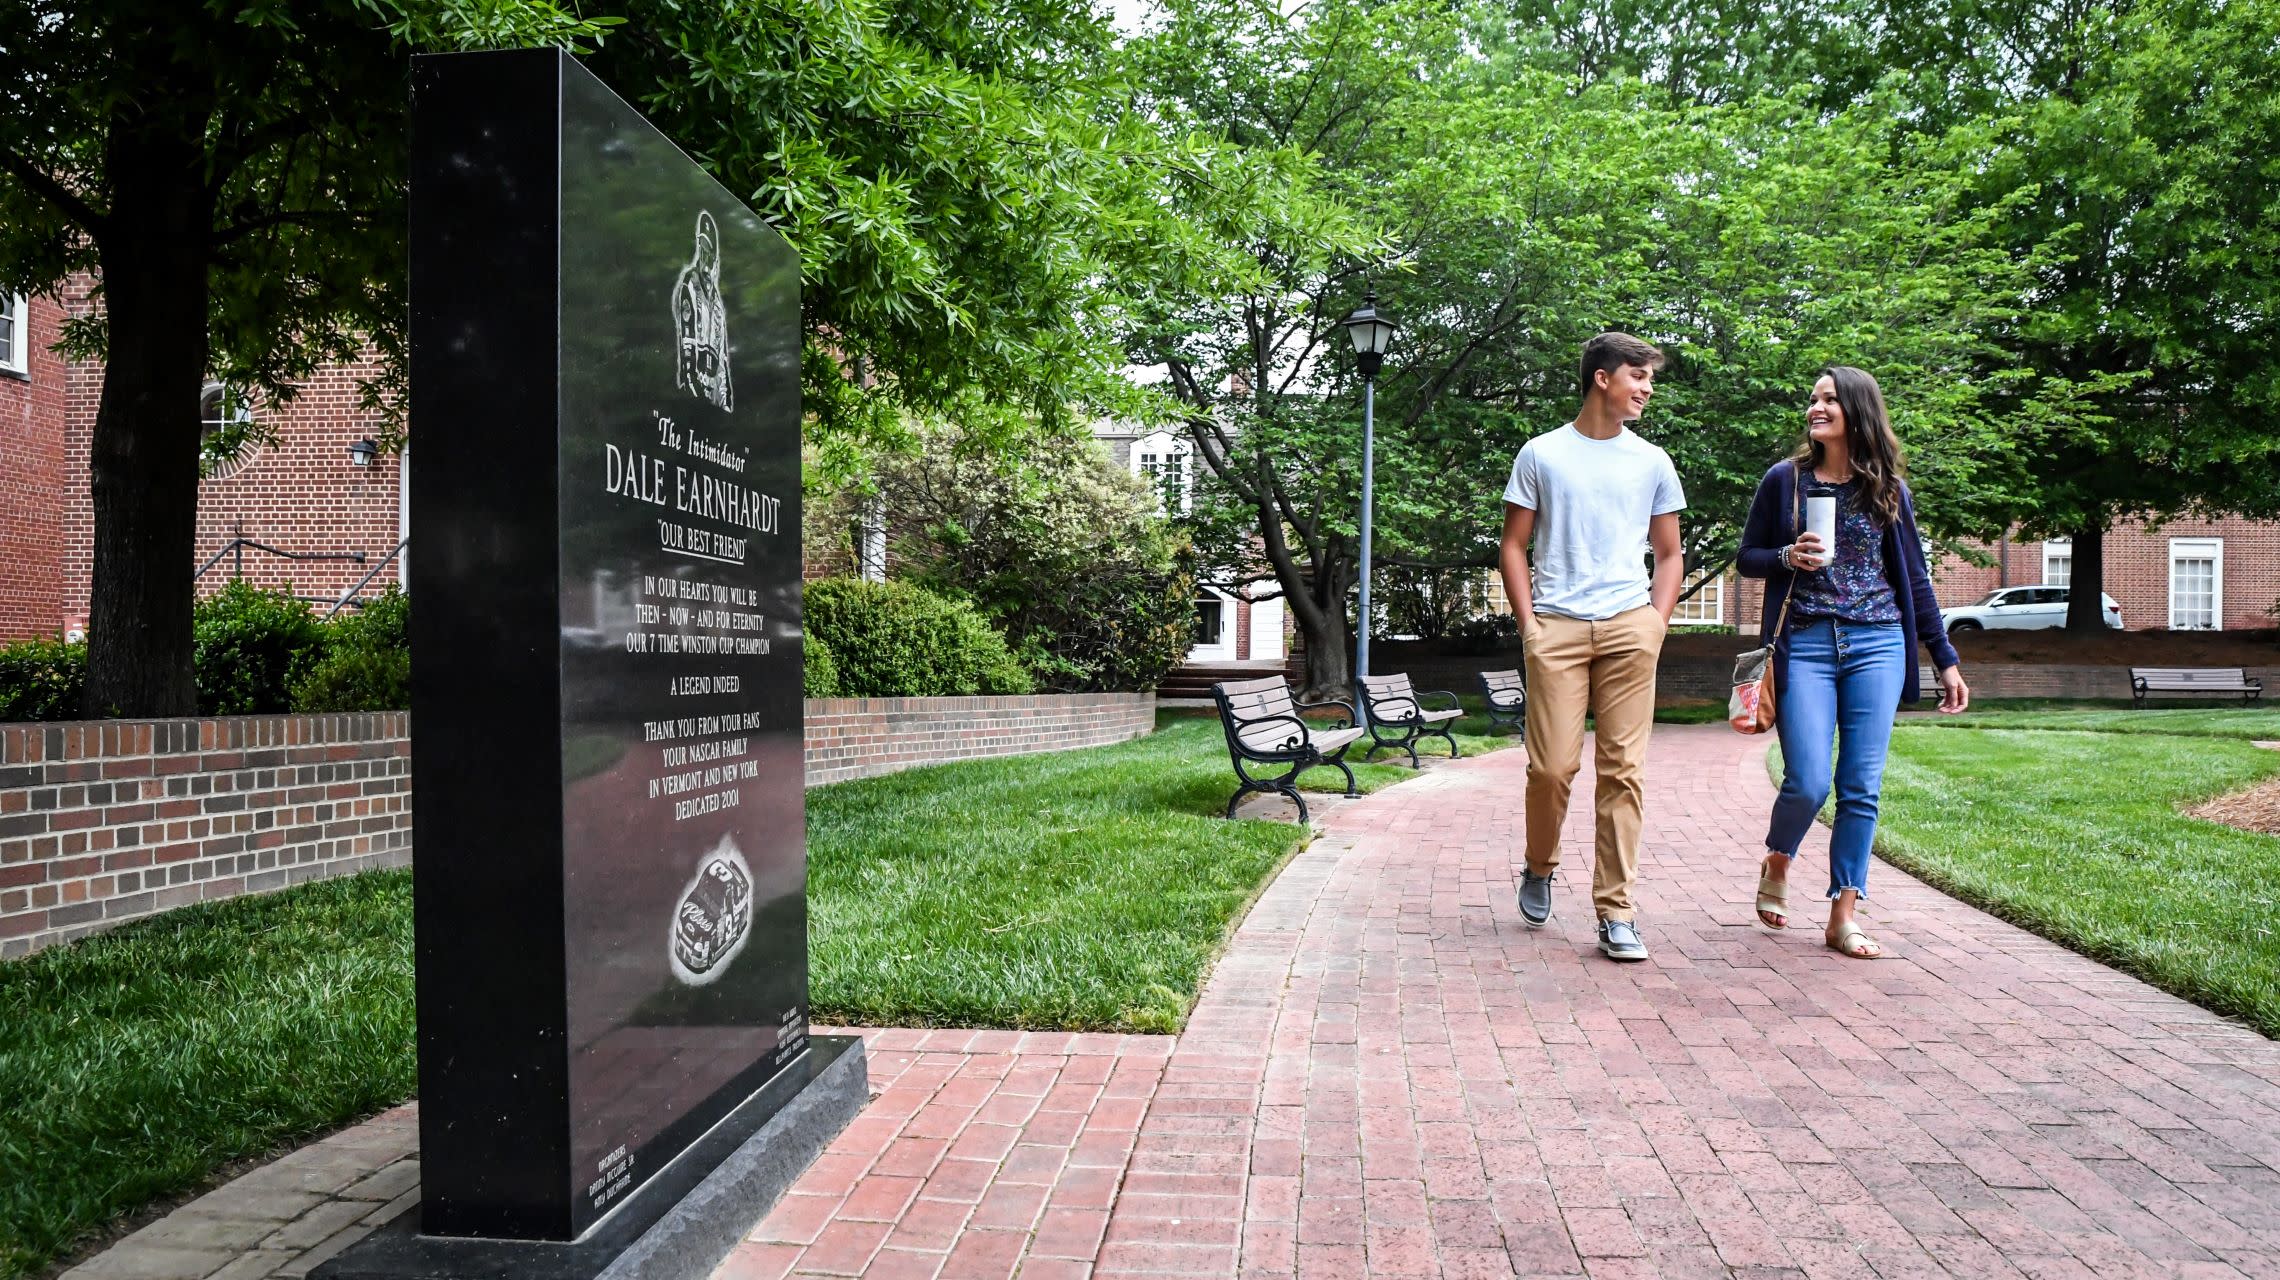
[1766,619,1906,900]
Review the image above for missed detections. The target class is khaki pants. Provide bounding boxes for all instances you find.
[1522,606,1666,921]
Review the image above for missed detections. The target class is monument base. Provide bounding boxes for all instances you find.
[317,1036,867,1280]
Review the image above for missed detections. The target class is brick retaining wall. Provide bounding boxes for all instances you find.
[802,693,1157,786]
[0,714,413,958]
[1,694,1157,956]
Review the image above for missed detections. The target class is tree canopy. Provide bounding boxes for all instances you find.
[2,0,2273,712]
[0,0,1295,713]
[1124,0,2088,692]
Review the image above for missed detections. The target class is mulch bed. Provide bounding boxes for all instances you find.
[2187,743,2280,836]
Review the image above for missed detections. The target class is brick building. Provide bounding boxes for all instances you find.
[0,292,71,640]
[0,281,406,643]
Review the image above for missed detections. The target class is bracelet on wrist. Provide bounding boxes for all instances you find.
[1778,545,1793,570]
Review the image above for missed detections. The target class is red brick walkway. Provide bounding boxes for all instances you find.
[722,725,2280,1279]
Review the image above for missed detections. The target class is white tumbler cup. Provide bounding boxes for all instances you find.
[1806,490,1837,562]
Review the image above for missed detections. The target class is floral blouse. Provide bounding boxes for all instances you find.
[1789,479,1901,625]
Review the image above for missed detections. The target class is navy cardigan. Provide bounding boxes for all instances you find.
[1735,460,1960,707]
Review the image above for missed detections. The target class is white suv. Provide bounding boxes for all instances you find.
[1940,585,2122,633]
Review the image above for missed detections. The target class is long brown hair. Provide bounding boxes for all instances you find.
[1791,365,1906,527]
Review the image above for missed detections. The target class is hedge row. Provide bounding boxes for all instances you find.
[0,577,1038,721]
[0,583,409,722]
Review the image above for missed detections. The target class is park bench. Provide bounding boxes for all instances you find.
[1358,673,1465,768]
[1478,669,1525,735]
[1211,676,1363,823]
[2130,666,2263,709]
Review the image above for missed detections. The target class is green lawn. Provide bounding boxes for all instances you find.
[0,873,416,1280]
[1908,703,2280,739]
[1868,721,2280,1037]
[0,715,1487,1279]
[809,716,1513,1030]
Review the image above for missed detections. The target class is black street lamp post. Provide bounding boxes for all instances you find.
[1340,290,1398,692]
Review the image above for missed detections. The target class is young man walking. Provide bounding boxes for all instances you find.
[1498,333,1685,961]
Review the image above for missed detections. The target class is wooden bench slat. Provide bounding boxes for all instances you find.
[1236,722,1313,753]
[1221,688,1296,715]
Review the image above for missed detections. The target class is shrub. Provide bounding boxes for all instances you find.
[0,638,88,722]
[876,428,1195,692]
[292,586,411,713]
[803,579,1032,697]
[291,644,410,713]
[804,632,842,698]
[194,582,329,716]
[1446,613,1519,655]
[331,583,409,652]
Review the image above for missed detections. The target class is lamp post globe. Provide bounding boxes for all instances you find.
[1339,290,1397,698]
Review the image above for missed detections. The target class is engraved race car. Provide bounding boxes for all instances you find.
[671,850,753,977]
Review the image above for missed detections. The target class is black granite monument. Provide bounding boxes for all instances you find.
[320,48,864,1280]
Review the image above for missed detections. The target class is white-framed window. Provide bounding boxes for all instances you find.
[198,381,259,479]
[1670,570,1727,625]
[1131,429,1193,514]
[2041,537,2071,587]
[2168,538,2222,630]
[0,294,27,375]
[854,493,886,582]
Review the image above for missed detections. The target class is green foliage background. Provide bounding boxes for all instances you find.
[876,428,1197,694]
[803,578,1035,698]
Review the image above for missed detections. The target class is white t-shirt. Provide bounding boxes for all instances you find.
[1503,424,1687,621]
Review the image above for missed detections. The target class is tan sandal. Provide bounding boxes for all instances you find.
[1827,920,1883,959]
[1755,874,1788,929]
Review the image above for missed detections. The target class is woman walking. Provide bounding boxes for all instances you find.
[1737,367,1970,958]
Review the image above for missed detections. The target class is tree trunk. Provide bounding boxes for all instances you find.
[83,120,213,717]
[1286,559,1353,702]
[1296,607,1351,703]
[2063,516,2108,633]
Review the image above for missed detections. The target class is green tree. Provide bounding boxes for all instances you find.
[1972,0,2280,628]
[1130,0,2040,695]
[1491,0,2280,630]
[878,427,1197,694]
[0,0,611,717]
[0,0,1279,716]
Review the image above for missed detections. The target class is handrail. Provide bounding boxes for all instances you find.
[194,537,366,582]
[325,538,409,619]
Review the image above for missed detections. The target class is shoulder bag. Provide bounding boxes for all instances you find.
[1728,463,1804,735]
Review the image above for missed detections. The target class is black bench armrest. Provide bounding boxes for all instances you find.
[1418,689,1462,712]
[1292,698,1357,728]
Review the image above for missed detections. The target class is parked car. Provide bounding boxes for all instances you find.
[1940,585,2122,633]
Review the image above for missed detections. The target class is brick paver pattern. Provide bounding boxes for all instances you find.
[725,726,2280,1279]
[61,726,2280,1279]
[61,1105,418,1280]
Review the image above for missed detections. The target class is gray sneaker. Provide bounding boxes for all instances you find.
[1597,918,1648,962]
[1518,869,1555,927]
